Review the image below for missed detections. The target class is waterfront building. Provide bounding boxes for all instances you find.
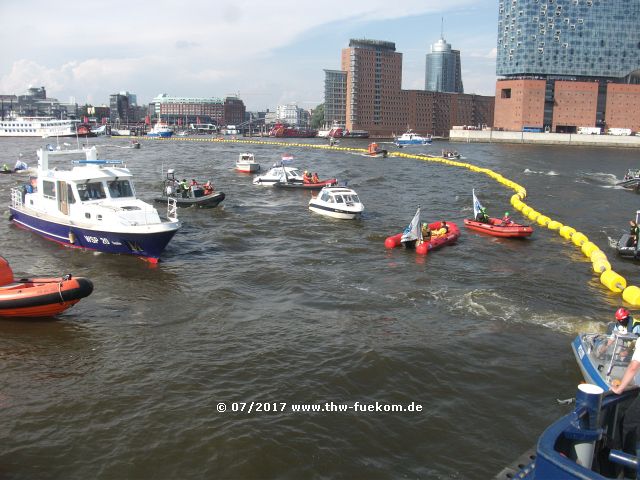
[495,0,640,133]
[275,103,310,127]
[326,39,493,137]
[109,93,132,124]
[323,69,347,126]
[150,94,245,126]
[425,37,464,93]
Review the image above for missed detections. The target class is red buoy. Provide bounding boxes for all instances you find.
[384,233,402,249]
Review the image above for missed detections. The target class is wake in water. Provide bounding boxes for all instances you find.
[524,168,559,176]
[574,171,623,189]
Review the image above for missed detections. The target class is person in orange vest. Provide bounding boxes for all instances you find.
[311,172,319,183]
[303,171,312,184]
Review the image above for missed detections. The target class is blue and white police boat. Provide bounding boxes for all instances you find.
[9,145,180,263]
[393,129,432,147]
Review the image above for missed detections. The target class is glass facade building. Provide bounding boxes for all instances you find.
[425,38,464,93]
[497,0,640,80]
[323,69,347,125]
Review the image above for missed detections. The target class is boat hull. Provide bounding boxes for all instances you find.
[308,202,363,219]
[9,207,179,262]
[153,192,225,208]
[0,276,94,318]
[274,179,338,190]
[236,163,260,173]
[616,233,640,259]
[463,218,533,238]
[146,132,173,138]
[386,221,460,254]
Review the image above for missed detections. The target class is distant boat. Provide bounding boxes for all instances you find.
[236,153,260,173]
[394,129,432,147]
[0,115,79,138]
[269,123,317,138]
[147,120,173,138]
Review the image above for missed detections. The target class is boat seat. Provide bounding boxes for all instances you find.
[0,256,14,286]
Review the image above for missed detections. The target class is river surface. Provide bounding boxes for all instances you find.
[1,136,639,479]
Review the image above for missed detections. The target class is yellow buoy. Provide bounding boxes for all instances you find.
[536,215,550,226]
[559,225,576,240]
[581,241,599,258]
[623,286,640,306]
[592,259,611,273]
[600,269,627,293]
[571,232,588,247]
[547,220,562,230]
[528,210,541,221]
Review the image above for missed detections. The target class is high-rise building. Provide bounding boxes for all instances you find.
[325,39,493,137]
[495,0,640,133]
[425,37,463,93]
[323,69,347,125]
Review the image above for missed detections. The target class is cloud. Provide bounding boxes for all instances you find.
[0,0,492,108]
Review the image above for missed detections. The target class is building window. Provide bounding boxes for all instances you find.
[501,89,512,99]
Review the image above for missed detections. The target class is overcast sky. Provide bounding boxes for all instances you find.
[0,0,498,111]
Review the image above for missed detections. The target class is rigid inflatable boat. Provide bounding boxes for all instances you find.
[0,256,93,318]
[384,208,460,255]
[463,217,533,238]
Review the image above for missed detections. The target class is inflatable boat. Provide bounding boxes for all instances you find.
[0,256,93,318]
[385,218,460,255]
[274,177,338,190]
[463,217,533,238]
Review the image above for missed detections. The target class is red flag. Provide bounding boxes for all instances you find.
[83,116,88,123]
[145,115,150,125]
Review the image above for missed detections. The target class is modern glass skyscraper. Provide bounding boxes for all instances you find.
[425,37,464,93]
[497,0,640,80]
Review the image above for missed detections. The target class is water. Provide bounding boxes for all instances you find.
[1,136,639,479]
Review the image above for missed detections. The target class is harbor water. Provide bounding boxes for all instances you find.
[1,136,639,479]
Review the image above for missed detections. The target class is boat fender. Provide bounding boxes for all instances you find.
[69,231,76,244]
[623,286,640,306]
[600,269,627,293]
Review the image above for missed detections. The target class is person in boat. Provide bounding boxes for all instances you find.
[597,307,640,357]
[630,220,640,250]
[203,181,214,195]
[190,179,199,187]
[476,207,490,224]
[1,163,9,172]
[179,179,189,198]
[303,171,313,184]
[311,172,320,183]
[433,221,449,237]
[421,223,432,241]
[501,212,512,226]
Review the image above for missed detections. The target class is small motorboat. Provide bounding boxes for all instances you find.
[464,218,533,238]
[253,163,303,186]
[361,142,388,158]
[617,168,640,191]
[440,150,461,160]
[393,129,432,147]
[571,330,638,392]
[154,169,225,208]
[384,207,460,255]
[498,383,640,480]
[308,186,364,219]
[0,255,93,318]
[236,153,260,173]
[614,210,640,259]
[130,140,141,149]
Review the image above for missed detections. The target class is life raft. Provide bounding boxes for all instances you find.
[464,217,533,238]
[0,256,94,318]
[384,221,460,255]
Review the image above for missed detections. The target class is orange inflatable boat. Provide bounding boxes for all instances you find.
[0,256,93,318]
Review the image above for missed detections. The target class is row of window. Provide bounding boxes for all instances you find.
[41,180,134,204]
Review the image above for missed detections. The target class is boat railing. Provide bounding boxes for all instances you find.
[167,197,178,220]
[10,187,23,208]
[605,333,637,377]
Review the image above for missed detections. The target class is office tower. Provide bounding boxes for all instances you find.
[323,69,347,126]
[425,37,464,93]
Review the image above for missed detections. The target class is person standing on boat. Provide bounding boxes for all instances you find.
[421,223,431,241]
[476,207,490,224]
[179,179,189,198]
[630,220,640,254]
[597,308,640,357]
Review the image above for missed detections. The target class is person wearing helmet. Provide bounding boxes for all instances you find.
[476,206,490,224]
[501,211,512,226]
[598,308,639,357]
[303,170,312,184]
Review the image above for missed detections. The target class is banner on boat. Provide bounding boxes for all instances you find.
[472,189,484,219]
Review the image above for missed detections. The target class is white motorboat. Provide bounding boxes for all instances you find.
[147,120,173,138]
[252,163,303,186]
[8,145,180,263]
[308,186,364,219]
[394,129,432,147]
[236,153,260,173]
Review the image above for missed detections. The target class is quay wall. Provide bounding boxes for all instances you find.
[449,130,640,148]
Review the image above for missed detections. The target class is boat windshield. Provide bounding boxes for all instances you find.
[77,182,106,201]
[108,179,134,198]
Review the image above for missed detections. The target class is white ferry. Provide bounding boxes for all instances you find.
[0,116,79,138]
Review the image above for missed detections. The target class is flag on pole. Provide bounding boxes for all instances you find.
[401,207,422,244]
[472,189,484,219]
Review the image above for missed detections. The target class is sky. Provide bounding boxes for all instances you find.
[0,0,498,111]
